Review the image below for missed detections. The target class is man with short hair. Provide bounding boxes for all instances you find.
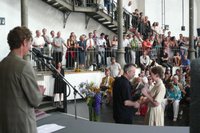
[0,26,44,133]
[42,28,51,56]
[107,57,122,78]
[86,32,95,67]
[32,30,45,71]
[52,31,66,66]
[113,63,140,124]
[96,33,106,67]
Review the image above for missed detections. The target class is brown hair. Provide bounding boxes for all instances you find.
[7,26,32,50]
[151,66,164,78]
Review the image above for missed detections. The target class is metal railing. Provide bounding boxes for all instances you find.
[32,46,196,71]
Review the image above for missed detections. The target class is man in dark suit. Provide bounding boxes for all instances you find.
[0,26,44,133]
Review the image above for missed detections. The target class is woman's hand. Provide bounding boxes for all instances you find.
[141,87,148,97]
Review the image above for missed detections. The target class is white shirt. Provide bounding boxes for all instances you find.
[86,38,95,48]
[96,37,106,51]
[32,36,45,48]
[140,55,151,66]
[123,39,130,48]
[108,62,121,77]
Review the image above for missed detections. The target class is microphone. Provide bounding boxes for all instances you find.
[30,48,54,60]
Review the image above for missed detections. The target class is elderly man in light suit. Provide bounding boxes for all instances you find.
[0,26,44,133]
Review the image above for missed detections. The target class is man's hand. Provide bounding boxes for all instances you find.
[124,100,140,108]
[38,85,46,95]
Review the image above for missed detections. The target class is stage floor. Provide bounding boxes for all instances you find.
[37,112,189,133]
[37,101,189,133]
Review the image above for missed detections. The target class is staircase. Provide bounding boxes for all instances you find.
[41,0,127,34]
[35,72,57,119]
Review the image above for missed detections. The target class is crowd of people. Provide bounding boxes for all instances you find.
[29,4,194,126]
[0,2,195,132]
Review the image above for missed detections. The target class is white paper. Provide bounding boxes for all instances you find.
[37,124,65,133]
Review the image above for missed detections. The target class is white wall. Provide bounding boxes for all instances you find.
[0,0,21,60]
[144,0,187,37]
[144,0,200,38]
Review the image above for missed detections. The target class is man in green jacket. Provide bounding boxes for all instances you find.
[0,26,44,133]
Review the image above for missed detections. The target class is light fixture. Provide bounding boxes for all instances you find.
[181,0,185,31]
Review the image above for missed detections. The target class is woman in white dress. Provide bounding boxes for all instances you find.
[141,66,166,126]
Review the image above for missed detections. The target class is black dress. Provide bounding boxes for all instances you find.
[53,68,66,94]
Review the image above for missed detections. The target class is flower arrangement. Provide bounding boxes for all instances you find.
[79,81,101,121]
[79,81,100,98]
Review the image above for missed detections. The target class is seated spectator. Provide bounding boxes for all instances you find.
[140,50,151,70]
[163,68,172,89]
[142,37,152,53]
[139,70,148,86]
[162,82,182,122]
[160,49,173,71]
[173,51,181,66]
[145,69,150,77]
[180,54,190,73]
[172,75,186,98]
[100,68,115,104]
[175,68,186,87]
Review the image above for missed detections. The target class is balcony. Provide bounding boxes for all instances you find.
[41,0,129,34]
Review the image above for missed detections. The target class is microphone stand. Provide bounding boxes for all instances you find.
[31,50,84,119]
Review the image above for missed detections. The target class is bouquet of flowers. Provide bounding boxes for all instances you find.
[79,81,101,121]
[79,81,99,97]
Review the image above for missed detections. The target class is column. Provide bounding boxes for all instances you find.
[116,0,126,68]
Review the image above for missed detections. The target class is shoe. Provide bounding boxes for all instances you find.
[173,118,177,122]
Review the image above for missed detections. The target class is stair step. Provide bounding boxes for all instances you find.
[98,18,106,21]
[38,101,54,109]
[40,106,58,113]
[93,14,101,18]
[108,25,116,28]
